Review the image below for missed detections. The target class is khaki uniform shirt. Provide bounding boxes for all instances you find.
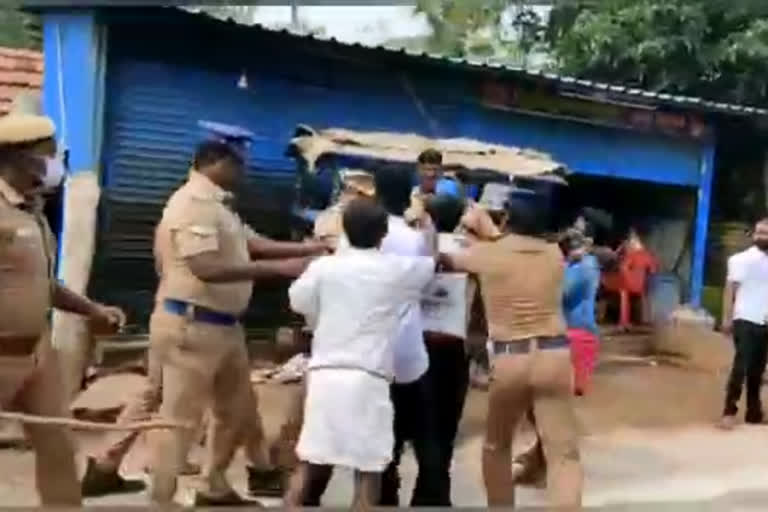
[454,233,566,342]
[0,178,56,338]
[154,171,258,315]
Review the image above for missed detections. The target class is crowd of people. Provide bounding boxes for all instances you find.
[0,109,764,510]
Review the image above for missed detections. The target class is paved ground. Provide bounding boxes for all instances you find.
[2,417,766,509]
[1,360,767,509]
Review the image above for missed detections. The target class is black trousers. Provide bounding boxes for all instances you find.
[379,372,444,507]
[723,319,768,421]
[300,464,333,507]
[300,344,468,508]
[424,338,470,506]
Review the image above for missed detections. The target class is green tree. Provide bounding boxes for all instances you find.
[413,0,548,66]
[547,0,768,105]
[0,4,41,50]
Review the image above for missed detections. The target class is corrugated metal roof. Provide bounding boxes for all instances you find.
[181,7,768,118]
[20,3,768,117]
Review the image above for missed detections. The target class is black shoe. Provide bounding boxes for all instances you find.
[745,410,764,425]
[247,466,284,497]
[81,457,146,498]
[194,489,263,507]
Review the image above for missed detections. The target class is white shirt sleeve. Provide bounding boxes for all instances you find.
[727,254,745,284]
[337,234,351,252]
[404,256,436,296]
[288,259,322,328]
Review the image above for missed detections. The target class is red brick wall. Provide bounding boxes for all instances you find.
[0,47,42,115]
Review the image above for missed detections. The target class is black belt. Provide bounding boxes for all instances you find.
[492,336,569,355]
[163,299,239,327]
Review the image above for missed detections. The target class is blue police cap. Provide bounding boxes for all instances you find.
[198,120,254,146]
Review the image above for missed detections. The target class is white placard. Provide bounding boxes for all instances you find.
[438,233,469,254]
[422,272,469,339]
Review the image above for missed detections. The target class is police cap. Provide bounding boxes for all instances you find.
[0,114,55,145]
[198,120,254,147]
[505,186,550,236]
[339,169,375,197]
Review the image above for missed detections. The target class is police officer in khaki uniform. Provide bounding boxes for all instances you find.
[81,123,286,499]
[150,139,325,505]
[441,187,582,509]
[313,168,375,248]
[0,114,125,505]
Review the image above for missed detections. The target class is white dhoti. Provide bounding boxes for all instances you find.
[296,368,393,472]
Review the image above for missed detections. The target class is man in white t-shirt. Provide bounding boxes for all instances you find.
[719,217,768,429]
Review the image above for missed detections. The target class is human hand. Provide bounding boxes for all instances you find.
[89,304,127,335]
[460,204,501,241]
[720,319,733,336]
[306,238,334,255]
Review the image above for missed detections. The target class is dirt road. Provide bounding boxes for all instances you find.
[1,362,766,508]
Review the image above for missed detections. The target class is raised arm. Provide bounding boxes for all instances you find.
[187,253,312,282]
[439,246,479,274]
[173,208,312,283]
[246,227,329,259]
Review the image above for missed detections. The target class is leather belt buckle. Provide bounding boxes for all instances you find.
[184,303,196,322]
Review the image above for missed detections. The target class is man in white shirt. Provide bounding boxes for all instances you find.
[373,167,444,506]
[719,217,768,429]
[422,193,476,506]
[284,198,435,509]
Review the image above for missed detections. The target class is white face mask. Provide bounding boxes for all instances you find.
[42,155,66,191]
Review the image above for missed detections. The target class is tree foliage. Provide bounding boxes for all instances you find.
[416,0,768,105]
[0,4,41,50]
[414,0,548,67]
[548,0,768,105]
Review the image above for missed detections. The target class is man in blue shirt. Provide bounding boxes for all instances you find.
[562,228,601,341]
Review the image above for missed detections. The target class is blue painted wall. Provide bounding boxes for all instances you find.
[458,106,705,187]
[691,145,717,307]
[42,10,106,277]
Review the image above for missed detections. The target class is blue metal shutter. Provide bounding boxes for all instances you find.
[90,55,298,329]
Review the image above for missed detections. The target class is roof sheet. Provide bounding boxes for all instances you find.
[20,4,768,117]
[182,7,768,118]
[288,125,565,178]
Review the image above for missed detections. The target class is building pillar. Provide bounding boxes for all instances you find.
[690,143,716,308]
[42,10,107,401]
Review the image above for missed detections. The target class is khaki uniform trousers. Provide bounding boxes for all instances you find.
[0,332,80,505]
[270,381,306,470]
[96,346,269,473]
[223,379,270,470]
[484,342,582,508]
[149,310,257,503]
[94,341,163,470]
